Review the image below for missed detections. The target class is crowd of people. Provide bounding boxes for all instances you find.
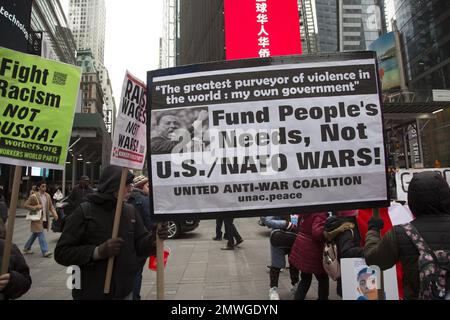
[257,171,450,300]
[0,171,449,300]
[0,165,169,300]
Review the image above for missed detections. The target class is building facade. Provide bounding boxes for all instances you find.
[394,0,450,166]
[300,0,318,53]
[338,0,386,51]
[99,67,116,135]
[162,0,310,66]
[315,0,338,52]
[160,0,180,68]
[31,0,77,64]
[68,0,106,67]
[77,49,104,114]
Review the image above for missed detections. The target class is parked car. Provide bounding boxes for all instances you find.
[167,220,200,239]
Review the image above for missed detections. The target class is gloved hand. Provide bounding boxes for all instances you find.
[368,217,384,231]
[97,238,124,259]
[157,222,169,240]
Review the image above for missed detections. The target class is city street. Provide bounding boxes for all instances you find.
[12,213,338,300]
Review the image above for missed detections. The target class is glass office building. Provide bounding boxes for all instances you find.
[31,0,77,64]
[316,0,338,52]
[394,0,450,166]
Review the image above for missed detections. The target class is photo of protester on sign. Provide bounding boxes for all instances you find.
[147,52,389,219]
[150,107,209,155]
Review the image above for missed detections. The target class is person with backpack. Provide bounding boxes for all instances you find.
[54,166,169,300]
[323,210,363,297]
[127,175,152,300]
[364,171,450,300]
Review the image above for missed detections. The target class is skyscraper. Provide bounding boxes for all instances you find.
[68,0,106,67]
[393,0,450,166]
[338,0,386,51]
[315,0,338,52]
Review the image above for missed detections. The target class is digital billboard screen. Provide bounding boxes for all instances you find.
[225,0,302,60]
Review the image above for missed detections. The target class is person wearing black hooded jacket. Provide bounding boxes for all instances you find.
[0,217,32,300]
[364,171,450,300]
[54,165,168,300]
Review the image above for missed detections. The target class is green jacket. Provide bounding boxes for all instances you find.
[365,227,422,299]
[364,216,450,300]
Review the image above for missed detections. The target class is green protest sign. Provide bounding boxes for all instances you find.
[0,46,81,169]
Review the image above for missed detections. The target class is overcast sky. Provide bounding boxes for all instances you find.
[60,0,163,105]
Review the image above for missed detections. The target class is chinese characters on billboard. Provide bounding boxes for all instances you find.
[225,0,302,60]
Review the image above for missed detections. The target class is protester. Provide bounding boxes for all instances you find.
[68,176,93,211]
[358,207,405,299]
[289,212,329,300]
[127,175,153,300]
[53,187,64,203]
[0,218,32,300]
[23,181,58,258]
[265,216,299,300]
[323,210,363,297]
[54,165,169,300]
[221,218,243,250]
[364,171,450,300]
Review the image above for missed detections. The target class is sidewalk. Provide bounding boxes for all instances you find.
[11,216,339,300]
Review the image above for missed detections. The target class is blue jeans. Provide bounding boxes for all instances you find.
[133,258,147,300]
[24,232,49,255]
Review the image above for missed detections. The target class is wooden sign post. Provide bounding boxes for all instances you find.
[156,225,165,300]
[372,208,385,300]
[1,166,22,275]
[103,168,128,294]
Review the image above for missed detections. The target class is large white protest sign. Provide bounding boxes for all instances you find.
[110,71,147,170]
[147,53,389,219]
[395,168,450,201]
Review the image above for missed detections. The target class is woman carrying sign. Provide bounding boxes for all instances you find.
[23,181,58,258]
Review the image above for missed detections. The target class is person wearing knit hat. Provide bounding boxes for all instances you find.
[55,165,168,300]
[128,175,153,300]
[133,176,149,190]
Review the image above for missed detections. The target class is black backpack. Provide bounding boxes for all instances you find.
[57,202,92,234]
[402,223,450,300]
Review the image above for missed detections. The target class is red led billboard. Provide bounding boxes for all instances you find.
[224,0,302,60]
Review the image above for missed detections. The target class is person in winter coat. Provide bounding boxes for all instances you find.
[23,181,59,257]
[289,212,329,300]
[364,171,450,300]
[265,215,299,300]
[54,166,169,300]
[0,218,32,300]
[67,176,94,213]
[127,175,153,300]
[323,210,363,297]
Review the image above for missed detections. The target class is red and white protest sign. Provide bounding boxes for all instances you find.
[110,71,147,170]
